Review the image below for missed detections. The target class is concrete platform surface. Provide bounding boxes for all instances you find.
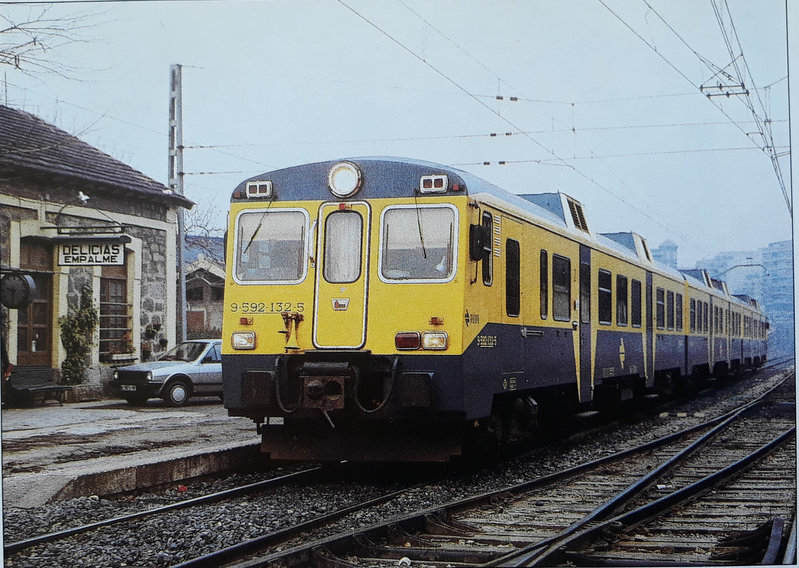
[2,397,262,508]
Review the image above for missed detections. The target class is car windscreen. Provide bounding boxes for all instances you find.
[159,342,207,362]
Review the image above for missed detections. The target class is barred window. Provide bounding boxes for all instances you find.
[100,263,132,357]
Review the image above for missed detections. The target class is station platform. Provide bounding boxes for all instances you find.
[1,397,263,509]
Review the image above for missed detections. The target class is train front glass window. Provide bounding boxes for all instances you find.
[381,206,456,281]
[235,210,307,283]
[324,211,362,283]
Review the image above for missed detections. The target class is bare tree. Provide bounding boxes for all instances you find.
[184,205,226,263]
[0,5,96,78]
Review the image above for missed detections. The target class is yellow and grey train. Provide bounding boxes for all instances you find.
[221,157,768,461]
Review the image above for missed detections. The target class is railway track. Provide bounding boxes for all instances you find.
[3,465,327,556]
[4,367,792,568]
[211,372,794,567]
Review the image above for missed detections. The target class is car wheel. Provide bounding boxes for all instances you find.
[163,379,191,407]
[125,395,148,406]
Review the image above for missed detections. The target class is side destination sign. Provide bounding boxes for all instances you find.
[58,240,125,266]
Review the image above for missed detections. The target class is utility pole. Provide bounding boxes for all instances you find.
[168,64,187,343]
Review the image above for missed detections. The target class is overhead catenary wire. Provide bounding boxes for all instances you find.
[603,0,791,216]
[337,0,738,255]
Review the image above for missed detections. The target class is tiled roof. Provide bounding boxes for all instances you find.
[0,105,193,208]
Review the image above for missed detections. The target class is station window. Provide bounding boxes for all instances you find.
[552,255,571,322]
[598,269,612,325]
[631,279,642,327]
[656,288,665,330]
[100,263,132,358]
[676,293,683,331]
[540,250,548,319]
[666,291,674,330]
[506,239,520,317]
[616,275,628,326]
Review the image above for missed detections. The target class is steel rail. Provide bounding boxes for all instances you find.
[4,465,325,556]
[489,377,793,567]
[208,372,792,568]
[527,427,795,567]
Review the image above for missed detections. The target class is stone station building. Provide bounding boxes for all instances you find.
[0,104,193,395]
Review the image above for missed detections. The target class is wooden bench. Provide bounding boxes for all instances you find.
[3,367,72,407]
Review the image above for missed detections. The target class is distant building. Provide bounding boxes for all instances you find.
[184,236,225,340]
[651,239,678,268]
[761,241,794,358]
[696,240,794,359]
[0,105,193,390]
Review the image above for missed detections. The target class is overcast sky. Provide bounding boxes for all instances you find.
[3,0,795,266]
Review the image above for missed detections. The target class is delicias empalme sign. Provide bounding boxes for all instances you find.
[58,240,125,266]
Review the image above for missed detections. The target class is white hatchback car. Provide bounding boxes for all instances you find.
[111,339,222,406]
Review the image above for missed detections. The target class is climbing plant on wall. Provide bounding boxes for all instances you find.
[59,285,98,384]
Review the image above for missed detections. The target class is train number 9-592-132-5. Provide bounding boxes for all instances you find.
[230,302,305,314]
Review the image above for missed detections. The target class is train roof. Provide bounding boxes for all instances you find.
[232,157,763,312]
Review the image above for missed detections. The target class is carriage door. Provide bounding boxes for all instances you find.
[313,202,370,349]
[578,245,592,403]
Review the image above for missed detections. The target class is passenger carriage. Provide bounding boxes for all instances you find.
[221,157,768,461]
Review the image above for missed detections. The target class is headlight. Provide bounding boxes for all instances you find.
[113,370,119,380]
[232,331,256,350]
[146,371,154,382]
[422,332,448,350]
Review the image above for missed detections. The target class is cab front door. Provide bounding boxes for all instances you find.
[313,202,370,349]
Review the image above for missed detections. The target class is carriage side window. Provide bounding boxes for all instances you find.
[703,302,709,333]
[656,288,665,329]
[598,269,612,325]
[616,275,628,326]
[324,211,362,283]
[482,212,493,286]
[666,291,674,330]
[631,279,642,327]
[506,239,520,317]
[540,250,548,319]
[552,255,571,322]
[690,299,696,332]
[676,293,683,331]
[381,206,456,281]
[235,210,307,283]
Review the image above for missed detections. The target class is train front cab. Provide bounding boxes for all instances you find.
[222,184,478,461]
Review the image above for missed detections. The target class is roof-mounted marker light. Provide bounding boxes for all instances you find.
[246,180,273,198]
[328,161,362,198]
[420,174,448,193]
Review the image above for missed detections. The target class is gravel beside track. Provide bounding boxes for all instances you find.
[3,366,792,568]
